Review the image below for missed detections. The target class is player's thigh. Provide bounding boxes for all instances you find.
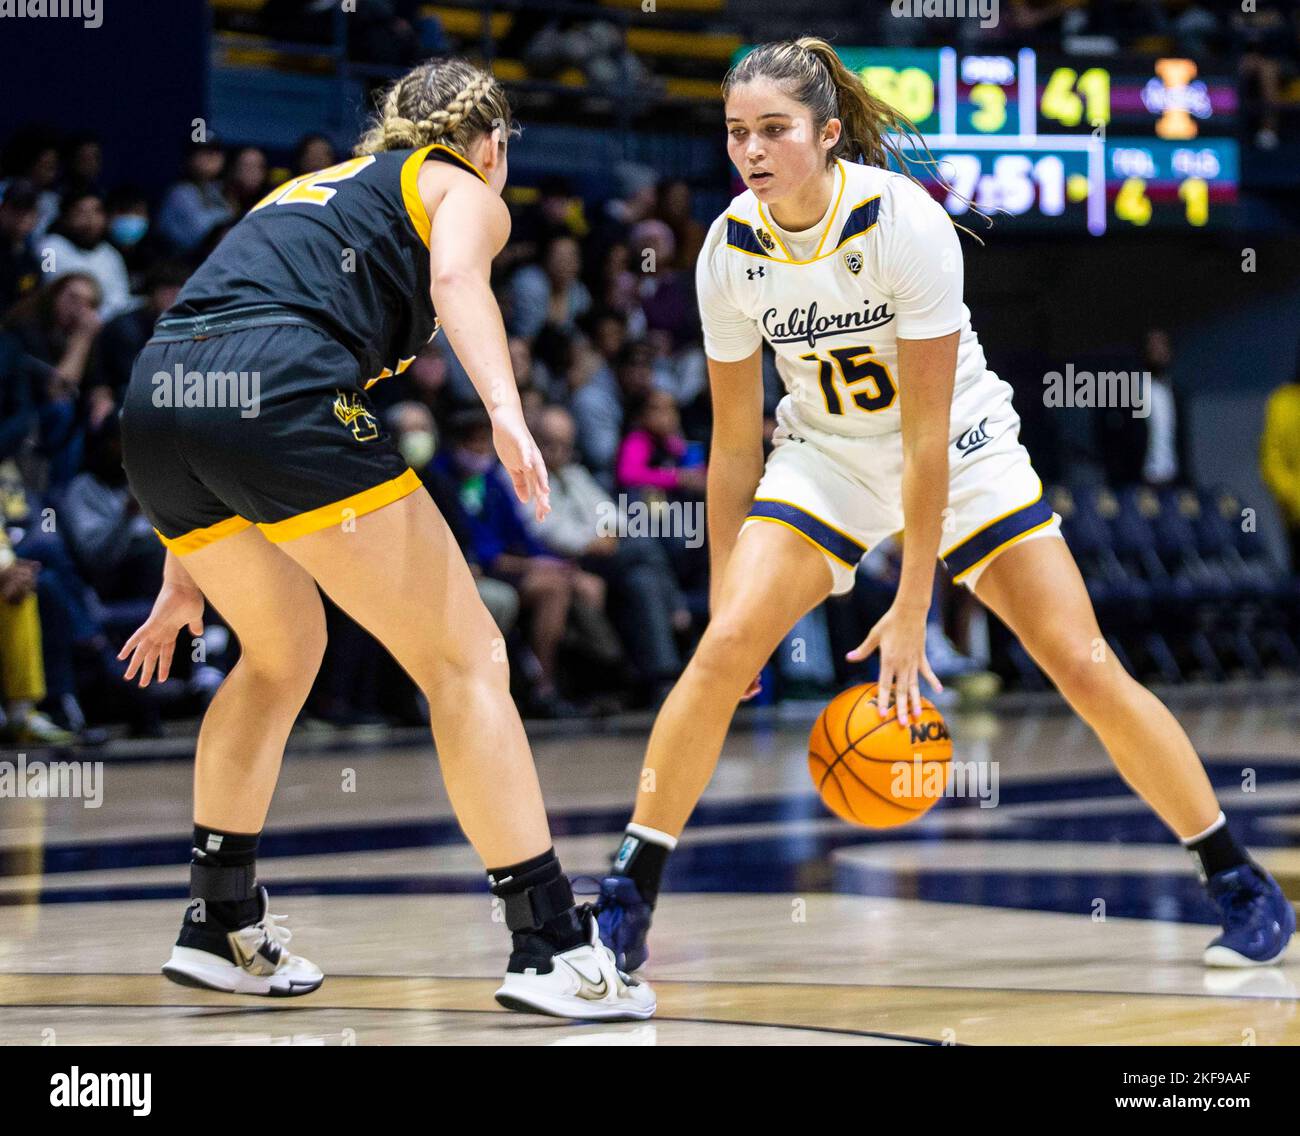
[700,519,836,670]
[181,525,327,674]
[277,486,496,678]
[973,534,1106,680]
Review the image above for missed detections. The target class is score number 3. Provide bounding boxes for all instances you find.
[800,346,898,415]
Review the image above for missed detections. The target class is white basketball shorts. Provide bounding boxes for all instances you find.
[741,378,1062,596]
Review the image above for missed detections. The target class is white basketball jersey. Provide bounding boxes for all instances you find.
[697,159,998,438]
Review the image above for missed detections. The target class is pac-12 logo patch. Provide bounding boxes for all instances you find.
[844,250,863,275]
[756,228,776,252]
[333,390,379,442]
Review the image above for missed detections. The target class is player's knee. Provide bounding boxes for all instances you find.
[1048,644,1123,710]
[692,618,764,684]
[237,616,327,693]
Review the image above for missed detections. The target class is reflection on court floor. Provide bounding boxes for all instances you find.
[2,691,1298,1044]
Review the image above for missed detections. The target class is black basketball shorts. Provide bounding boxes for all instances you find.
[121,319,419,555]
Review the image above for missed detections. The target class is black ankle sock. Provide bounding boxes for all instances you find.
[488,847,584,952]
[1184,816,1251,881]
[612,828,672,906]
[191,824,261,929]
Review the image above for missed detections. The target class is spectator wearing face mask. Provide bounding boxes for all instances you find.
[37,191,132,319]
[103,185,162,282]
[388,399,521,639]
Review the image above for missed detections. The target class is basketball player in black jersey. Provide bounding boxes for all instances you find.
[117,58,654,1020]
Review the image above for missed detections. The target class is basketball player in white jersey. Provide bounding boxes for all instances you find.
[595,38,1292,971]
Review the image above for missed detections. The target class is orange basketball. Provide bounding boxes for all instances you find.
[808,682,953,828]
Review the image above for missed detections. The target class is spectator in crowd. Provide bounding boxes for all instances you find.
[1260,368,1300,571]
[60,133,103,199]
[1097,328,1191,489]
[427,410,595,716]
[93,260,190,401]
[509,234,592,340]
[655,177,705,271]
[509,333,558,405]
[1234,3,1299,150]
[617,387,707,498]
[389,400,521,639]
[587,241,645,335]
[0,129,62,237]
[156,140,233,255]
[591,162,658,253]
[59,416,164,602]
[567,334,627,479]
[293,132,337,176]
[632,218,698,350]
[224,145,271,216]
[37,191,132,319]
[0,179,42,312]
[504,174,585,271]
[0,530,71,744]
[529,406,685,706]
[104,185,162,281]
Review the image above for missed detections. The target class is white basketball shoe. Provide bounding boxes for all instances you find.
[162,886,324,997]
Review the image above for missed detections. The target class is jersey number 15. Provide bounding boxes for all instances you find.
[800,346,897,415]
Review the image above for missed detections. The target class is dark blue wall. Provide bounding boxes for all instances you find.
[0,0,209,195]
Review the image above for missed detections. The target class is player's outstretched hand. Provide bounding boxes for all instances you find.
[490,403,550,521]
[119,581,205,688]
[845,602,942,727]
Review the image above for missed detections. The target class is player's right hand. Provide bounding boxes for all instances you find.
[490,403,551,521]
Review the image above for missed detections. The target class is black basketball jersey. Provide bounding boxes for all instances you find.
[168,144,486,388]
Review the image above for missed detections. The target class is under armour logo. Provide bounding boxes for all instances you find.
[747,266,766,280]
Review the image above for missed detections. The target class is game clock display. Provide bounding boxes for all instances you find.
[833,46,1239,234]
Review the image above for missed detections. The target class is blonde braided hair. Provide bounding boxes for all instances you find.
[355,59,515,159]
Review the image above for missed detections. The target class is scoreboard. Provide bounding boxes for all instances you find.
[755,47,1239,234]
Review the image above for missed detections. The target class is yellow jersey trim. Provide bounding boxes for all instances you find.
[755,161,848,265]
[401,144,490,250]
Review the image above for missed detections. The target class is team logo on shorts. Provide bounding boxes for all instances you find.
[333,391,379,442]
[955,417,993,458]
[843,250,863,275]
[755,228,776,252]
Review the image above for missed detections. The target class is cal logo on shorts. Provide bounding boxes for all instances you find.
[333,391,379,442]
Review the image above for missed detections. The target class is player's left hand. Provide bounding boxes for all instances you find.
[846,602,942,727]
[119,582,205,688]
[490,403,551,521]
